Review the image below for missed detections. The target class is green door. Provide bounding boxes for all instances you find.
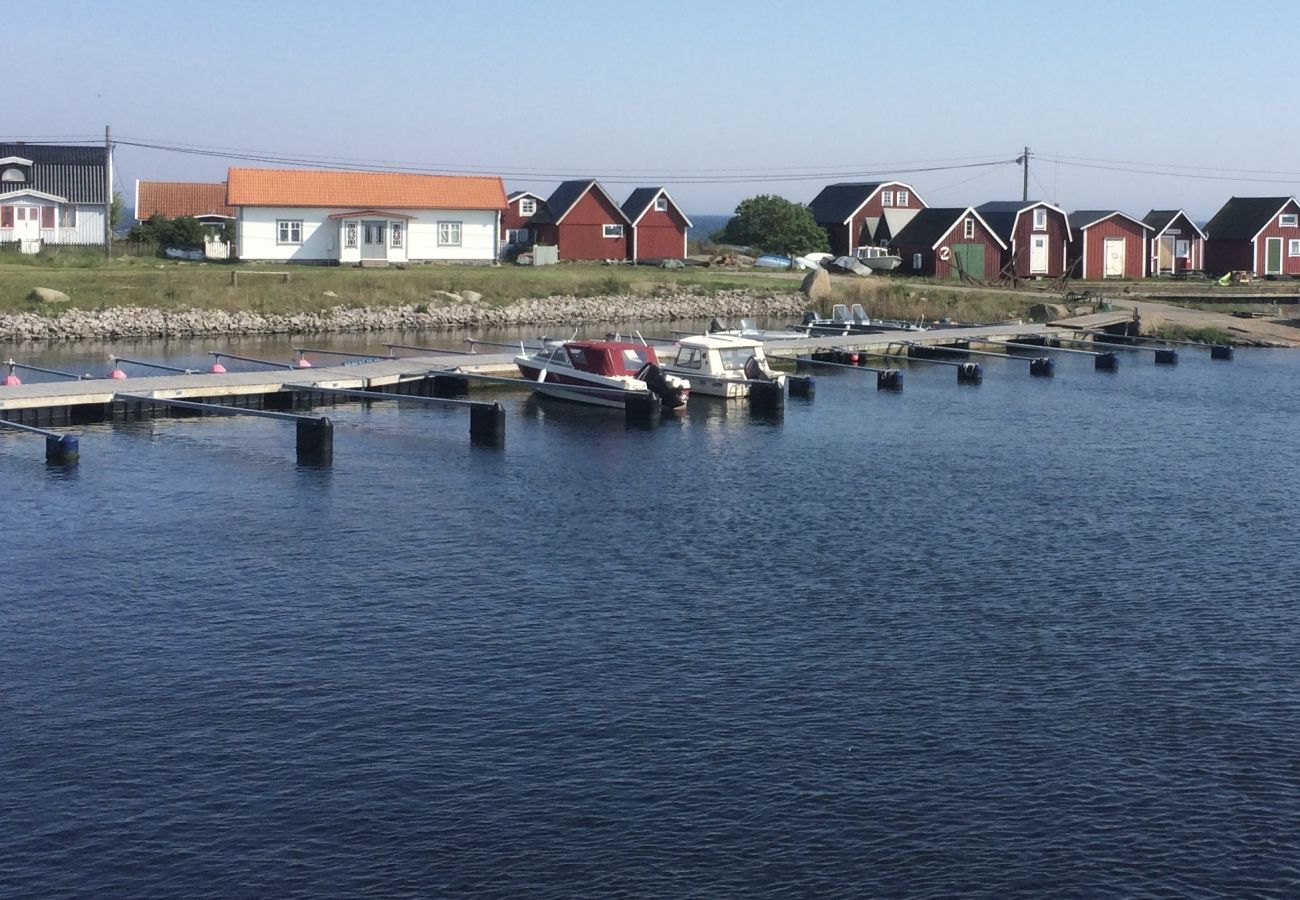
[1266,237,1283,275]
[952,243,985,279]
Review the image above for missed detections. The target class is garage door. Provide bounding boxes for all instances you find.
[951,243,985,279]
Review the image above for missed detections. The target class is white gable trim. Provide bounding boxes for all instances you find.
[1154,210,1206,241]
[840,180,928,225]
[1013,201,1073,242]
[509,191,544,205]
[0,188,69,203]
[1078,211,1154,232]
[0,156,33,167]
[932,208,1008,251]
[1249,198,1300,242]
[629,188,694,228]
[554,181,631,225]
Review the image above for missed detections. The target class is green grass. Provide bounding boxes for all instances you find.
[0,255,802,315]
[822,279,1039,325]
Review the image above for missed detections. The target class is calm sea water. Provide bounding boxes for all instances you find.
[3,326,1300,898]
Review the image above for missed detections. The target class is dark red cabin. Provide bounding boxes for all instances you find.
[976,201,1072,278]
[1204,197,1300,277]
[622,188,692,261]
[1068,211,1152,279]
[530,180,631,261]
[808,181,927,256]
[889,207,1007,279]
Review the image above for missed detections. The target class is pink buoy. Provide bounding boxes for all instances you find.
[210,362,227,373]
[2,373,21,386]
[108,367,128,380]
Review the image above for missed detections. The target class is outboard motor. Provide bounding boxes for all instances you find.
[743,355,772,382]
[637,362,689,409]
[801,310,819,327]
[707,317,728,334]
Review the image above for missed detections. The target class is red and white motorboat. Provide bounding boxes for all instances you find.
[514,339,690,410]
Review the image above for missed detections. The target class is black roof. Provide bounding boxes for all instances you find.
[507,190,542,203]
[808,182,884,225]
[889,208,970,248]
[1143,209,1178,231]
[622,187,661,222]
[1067,210,1149,230]
[1204,197,1294,240]
[975,200,1050,241]
[531,179,629,226]
[0,142,107,204]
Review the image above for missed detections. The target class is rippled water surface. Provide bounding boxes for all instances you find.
[3,330,1300,898]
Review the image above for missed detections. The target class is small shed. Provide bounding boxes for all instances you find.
[808,181,926,257]
[530,180,631,260]
[1204,196,1300,277]
[889,207,1007,279]
[622,187,692,261]
[1068,211,1152,279]
[975,200,1071,278]
[501,190,543,250]
[1142,209,1205,275]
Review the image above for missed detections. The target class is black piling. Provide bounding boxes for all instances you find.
[469,402,505,443]
[1211,344,1234,360]
[625,391,662,426]
[787,375,815,398]
[748,380,785,413]
[957,362,983,384]
[1030,357,1056,377]
[296,416,334,467]
[432,374,470,398]
[1094,351,1120,372]
[44,433,79,465]
[876,369,903,390]
[1154,348,1179,365]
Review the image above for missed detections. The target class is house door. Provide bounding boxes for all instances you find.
[12,206,41,241]
[1266,237,1283,275]
[1104,238,1126,277]
[952,243,985,279]
[362,220,387,259]
[1157,236,1174,273]
[1029,235,1049,273]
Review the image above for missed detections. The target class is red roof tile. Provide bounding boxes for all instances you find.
[226,168,507,210]
[136,181,234,219]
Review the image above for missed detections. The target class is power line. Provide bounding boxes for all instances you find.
[1035,155,1300,185]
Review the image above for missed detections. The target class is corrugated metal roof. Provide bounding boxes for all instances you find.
[226,167,507,210]
[0,143,107,204]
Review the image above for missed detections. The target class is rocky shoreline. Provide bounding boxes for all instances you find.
[0,290,807,342]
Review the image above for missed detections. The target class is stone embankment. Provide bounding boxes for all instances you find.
[0,290,806,342]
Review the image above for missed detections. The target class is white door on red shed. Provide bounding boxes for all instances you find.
[1103,238,1125,277]
[1029,235,1049,273]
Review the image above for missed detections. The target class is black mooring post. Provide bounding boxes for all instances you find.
[957,362,983,384]
[45,434,79,465]
[787,375,815,398]
[624,392,662,426]
[1030,357,1056,377]
[296,416,333,466]
[1154,348,1179,365]
[1095,351,1119,372]
[469,402,505,443]
[876,369,903,390]
[748,380,784,413]
[1210,344,1234,360]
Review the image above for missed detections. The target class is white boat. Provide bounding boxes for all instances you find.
[704,317,805,342]
[660,334,786,398]
[854,246,903,271]
[514,339,689,409]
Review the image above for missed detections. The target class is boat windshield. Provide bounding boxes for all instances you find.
[619,347,651,374]
[832,304,850,322]
[718,348,755,371]
[674,347,704,369]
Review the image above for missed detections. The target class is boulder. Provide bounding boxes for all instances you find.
[322,290,338,298]
[433,290,463,302]
[30,287,70,304]
[800,267,832,303]
[461,290,483,304]
[1027,302,1069,322]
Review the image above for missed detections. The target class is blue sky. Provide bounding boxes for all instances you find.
[10,0,1299,218]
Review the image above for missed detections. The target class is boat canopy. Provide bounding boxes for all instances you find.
[563,340,658,377]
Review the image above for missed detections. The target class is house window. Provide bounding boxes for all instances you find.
[59,205,77,228]
[438,221,462,246]
[520,199,536,216]
[0,206,11,227]
[881,190,894,207]
[655,196,668,212]
[344,221,358,248]
[1,167,24,182]
[1280,213,1298,227]
[912,252,923,270]
[391,222,403,248]
[897,190,909,207]
[963,217,975,239]
[507,228,530,244]
[1032,208,1047,230]
[277,220,303,244]
[1290,239,1300,257]
[603,224,624,238]
[40,206,55,229]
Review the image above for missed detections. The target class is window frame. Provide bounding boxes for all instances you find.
[603,223,624,239]
[1289,238,1300,257]
[654,196,668,212]
[881,190,894,207]
[343,221,358,248]
[897,190,909,207]
[1032,208,1048,230]
[438,220,463,247]
[963,217,975,240]
[519,198,536,216]
[58,205,77,228]
[912,252,923,270]
[390,221,403,249]
[276,219,303,245]
[1280,213,1298,228]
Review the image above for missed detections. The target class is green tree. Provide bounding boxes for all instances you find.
[163,216,207,250]
[718,195,829,258]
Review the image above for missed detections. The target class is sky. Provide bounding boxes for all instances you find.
[10,0,1300,220]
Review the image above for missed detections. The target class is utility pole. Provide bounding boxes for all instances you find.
[1019,146,1030,202]
[104,125,113,259]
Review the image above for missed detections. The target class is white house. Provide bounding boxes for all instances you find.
[0,143,109,252]
[227,167,507,265]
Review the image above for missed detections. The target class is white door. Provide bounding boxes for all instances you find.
[1029,235,1049,273]
[1103,238,1126,277]
[361,220,387,259]
[13,206,40,241]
